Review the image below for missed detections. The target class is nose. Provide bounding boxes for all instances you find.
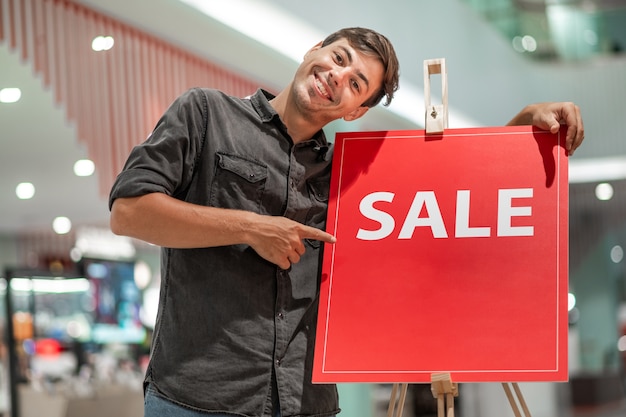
[329,67,349,87]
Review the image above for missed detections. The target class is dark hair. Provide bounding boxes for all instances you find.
[321,27,400,108]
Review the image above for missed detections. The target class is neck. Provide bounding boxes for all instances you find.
[269,85,326,144]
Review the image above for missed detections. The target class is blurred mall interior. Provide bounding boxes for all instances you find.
[0,0,625,416]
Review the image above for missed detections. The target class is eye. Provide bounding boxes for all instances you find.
[351,79,360,92]
[334,53,344,65]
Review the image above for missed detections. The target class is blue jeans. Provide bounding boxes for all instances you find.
[144,385,281,417]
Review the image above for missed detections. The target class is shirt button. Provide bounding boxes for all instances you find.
[277,312,284,320]
[275,359,281,367]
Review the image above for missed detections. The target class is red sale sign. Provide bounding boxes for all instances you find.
[313,126,568,383]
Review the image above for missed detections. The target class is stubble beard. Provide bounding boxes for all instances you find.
[291,80,330,124]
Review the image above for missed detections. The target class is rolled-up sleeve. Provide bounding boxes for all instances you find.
[108,88,208,209]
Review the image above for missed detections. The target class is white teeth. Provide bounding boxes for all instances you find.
[316,78,329,98]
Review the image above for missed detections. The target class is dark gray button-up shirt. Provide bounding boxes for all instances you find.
[109,88,338,417]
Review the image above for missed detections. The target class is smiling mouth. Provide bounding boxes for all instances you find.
[315,75,331,101]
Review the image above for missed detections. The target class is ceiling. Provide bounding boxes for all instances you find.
[1,0,625,237]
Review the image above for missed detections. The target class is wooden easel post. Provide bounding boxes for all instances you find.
[431,373,459,417]
[386,374,458,417]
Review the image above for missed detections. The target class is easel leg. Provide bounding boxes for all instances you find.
[512,383,532,417]
[501,383,532,417]
[435,392,455,417]
[397,384,408,417]
[387,384,399,417]
[434,390,455,417]
[387,383,408,417]
[446,392,454,417]
[387,374,459,417]
[437,393,444,417]
[431,373,458,417]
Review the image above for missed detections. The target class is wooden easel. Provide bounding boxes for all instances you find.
[431,373,459,417]
[386,382,409,417]
[386,60,533,417]
[386,374,458,417]
[502,382,533,417]
[386,377,532,417]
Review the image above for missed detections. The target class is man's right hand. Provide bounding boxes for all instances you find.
[247,215,336,270]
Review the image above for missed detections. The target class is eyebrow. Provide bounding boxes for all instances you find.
[339,45,370,91]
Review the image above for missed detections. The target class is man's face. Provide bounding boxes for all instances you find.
[292,38,384,123]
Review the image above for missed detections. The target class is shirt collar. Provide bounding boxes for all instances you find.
[250,89,279,122]
[250,89,330,153]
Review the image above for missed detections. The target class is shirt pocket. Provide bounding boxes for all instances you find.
[210,152,268,213]
[305,179,330,248]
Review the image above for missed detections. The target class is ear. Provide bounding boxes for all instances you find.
[343,106,369,122]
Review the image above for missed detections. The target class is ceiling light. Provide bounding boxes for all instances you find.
[74,159,95,176]
[512,36,525,53]
[522,35,537,52]
[619,336,626,352]
[15,182,35,199]
[568,293,576,311]
[0,87,21,103]
[52,216,72,234]
[595,182,614,201]
[134,261,152,290]
[92,35,115,51]
[610,245,624,264]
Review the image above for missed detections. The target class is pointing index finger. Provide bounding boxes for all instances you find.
[300,225,336,244]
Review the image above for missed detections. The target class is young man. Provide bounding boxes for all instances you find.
[109,27,584,417]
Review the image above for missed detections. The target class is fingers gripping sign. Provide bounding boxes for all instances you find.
[532,102,585,155]
[249,215,336,270]
[508,101,585,156]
